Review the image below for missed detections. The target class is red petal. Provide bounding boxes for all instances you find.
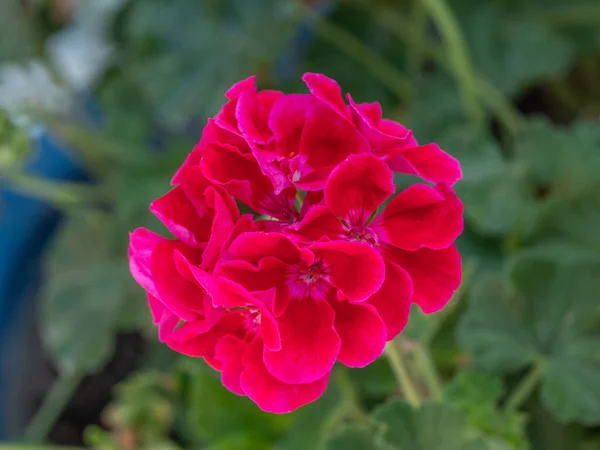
[150,186,212,247]
[263,297,340,384]
[348,95,412,149]
[201,187,240,268]
[268,94,318,158]
[227,232,301,265]
[387,143,462,185]
[147,294,179,342]
[366,260,413,340]
[378,183,464,251]
[225,75,257,100]
[311,240,385,303]
[299,103,369,169]
[324,154,394,225]
[166,312,246,358]
[332,301,387,367]
[151,241,205,321]
[128,228,165,298]
[383,245,462,314]
[236,89,283,145]
[240,337,330,413]
[286,205,345,244]
[215,335,247,395]
[201,142,275,213]
[302,73,349,120]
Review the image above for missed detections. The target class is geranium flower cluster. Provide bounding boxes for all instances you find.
[128,73,463,413]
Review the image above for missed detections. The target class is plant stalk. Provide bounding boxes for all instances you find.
[385,341,422,407]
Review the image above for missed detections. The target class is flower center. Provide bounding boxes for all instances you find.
[348,226,379,246]
[287,260,330,300]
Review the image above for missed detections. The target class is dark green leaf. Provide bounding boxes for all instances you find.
[458,253,600,423]
[324,424,380,450]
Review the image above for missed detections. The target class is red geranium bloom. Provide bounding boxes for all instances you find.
[128,73,463,413]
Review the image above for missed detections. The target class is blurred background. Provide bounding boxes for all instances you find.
[1,0,600,449]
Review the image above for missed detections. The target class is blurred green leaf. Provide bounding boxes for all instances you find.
[456,2,574,95]
[323,424,380,450]
[0,0,38,63]
[458,254,600,423]
[372,400,517,449]
[43,262,126,374]
[444,370,528,448]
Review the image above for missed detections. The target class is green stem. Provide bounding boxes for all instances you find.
[24,371,85,443]
[419,0,484,126]
[408,1,427,80]
[413,343,443,400]
[385,341,422,407]
[504,363,544,411]
[372,8,522,138]
[298,3,412,102]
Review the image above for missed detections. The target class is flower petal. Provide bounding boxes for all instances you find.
[268,93,318,158]
[332,300,387,367]
[227,232,301,265]
[147,294,179,342]
[387,143,462,185]
[378,183,464,251]
[302,72,349,120]
[236,89,283,145]
[215,335,247,395]
[166,312,246,358]
[286,205,345,244]
[128,228,165,298]
[311,240,385,303]
[151,241,205,321]
[263,297,340,384]
[324,154,394,224]
[366,260,413,340]
[299,102,369,169]
[383,245,462,314]
[241,337,330,413]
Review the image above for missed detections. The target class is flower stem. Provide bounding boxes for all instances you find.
[504,362,544,411]
[385,341,422,407]
[297,3,412,102]
[413,343,443,400]
[24,371,85,443]
[419,0,484,127]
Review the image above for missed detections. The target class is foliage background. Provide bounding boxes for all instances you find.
[1,0,600,449]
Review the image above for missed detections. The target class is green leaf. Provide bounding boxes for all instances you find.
[372,401,514,450]
[458,254,600,423]
[456,2,574,95]
[324,424,380,450]
[178,360,290,446]
[43,262,126,374]
[444,370,528,448]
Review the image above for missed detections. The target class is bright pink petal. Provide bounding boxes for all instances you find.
[147,294,179,342]
[332,300,387,367]
[151,241,205,321]
[201,187,240,268]
[150,186,212,247]
[383,245,462,314]
[286,205,345,244]
[325,154,394,225]
[128,228,165,298]
[269,94,318,158]
[166,312,246,358]
[227,232,301,265]
[236,89,283,145]
[263,297,340,384]
[302,73,349,120]
[299,102,369,169]
[366,260,413,340]
[348,95,412,149]
[240,337,330,413]
[215,335,247,395]
[387,143,462,185]
[377,183,464,251]
[311,240,385,303]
